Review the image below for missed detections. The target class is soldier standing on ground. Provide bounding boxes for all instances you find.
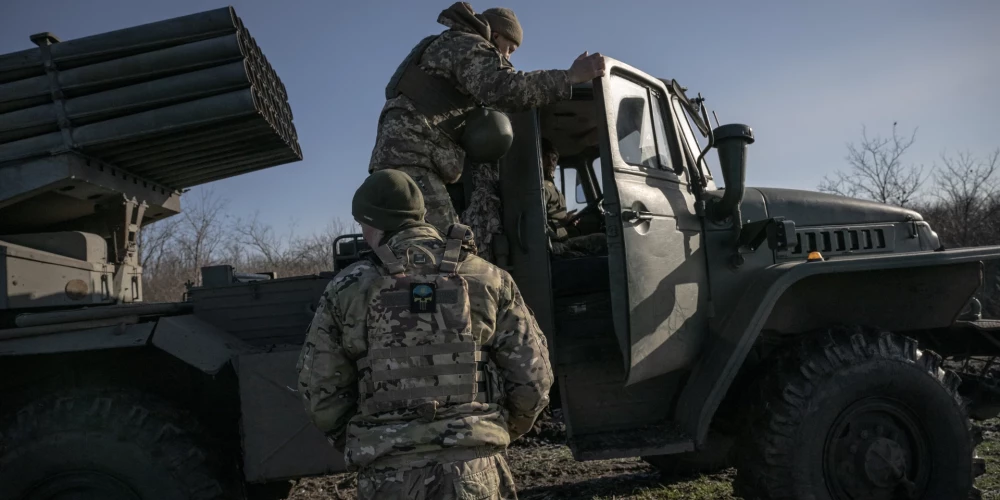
[369,1,606,247]
[297,169,554,499]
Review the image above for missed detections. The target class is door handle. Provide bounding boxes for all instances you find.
[622,210,654,223]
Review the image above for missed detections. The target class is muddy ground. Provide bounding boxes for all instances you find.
[271,411,1000,500]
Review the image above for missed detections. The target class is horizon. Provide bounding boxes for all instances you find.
[2,0,998,235]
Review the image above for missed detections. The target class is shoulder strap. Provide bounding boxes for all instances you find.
[439,224,471,274]
[389,33,478,144]
[385,34,439,100]
[374,245,406,276]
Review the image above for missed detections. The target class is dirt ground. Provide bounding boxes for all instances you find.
[272,412,1000,500]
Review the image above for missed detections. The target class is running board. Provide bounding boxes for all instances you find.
[569,421,694,461]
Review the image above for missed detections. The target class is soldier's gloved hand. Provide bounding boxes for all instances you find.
[568,51,607,84]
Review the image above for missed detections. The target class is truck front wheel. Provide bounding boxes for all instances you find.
[733,327,983,500]
[0,389,239,500]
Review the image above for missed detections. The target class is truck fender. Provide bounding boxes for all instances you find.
[151,314,251,375]
[675,245,1000,445]
[0,322,153,356]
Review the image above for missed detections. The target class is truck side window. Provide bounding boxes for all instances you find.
[649,90,676,174]
[611,76,673,173]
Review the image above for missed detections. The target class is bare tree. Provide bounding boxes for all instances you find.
[175,189,230,277]
[819,123,928,207]
[138,216,179,269]
[922,149,1000,247]
[136,190,361,300]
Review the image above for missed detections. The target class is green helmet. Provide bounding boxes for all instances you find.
[461,108,514,162]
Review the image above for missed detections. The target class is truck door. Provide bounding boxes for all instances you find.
[595,59,709,385]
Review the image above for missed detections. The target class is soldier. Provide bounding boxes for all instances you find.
[370,1,606,238]
[297,169,554,499]
[541,138,577,241]
[539,138,608,258]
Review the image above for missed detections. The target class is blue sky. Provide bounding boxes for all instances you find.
[2,0,998,234]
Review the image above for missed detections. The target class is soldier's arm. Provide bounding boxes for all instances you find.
[455,38,572,112]
[490,276,554,441]
[296,264,371,445]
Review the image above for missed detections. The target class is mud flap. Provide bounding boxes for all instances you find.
[237,348,347,482]
[151,315,248,375]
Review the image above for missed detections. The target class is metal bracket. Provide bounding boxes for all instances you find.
[31,32,75,154]
[738,217,797,252]
[113,195,146,264]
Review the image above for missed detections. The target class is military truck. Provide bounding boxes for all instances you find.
[3,7,1000,500]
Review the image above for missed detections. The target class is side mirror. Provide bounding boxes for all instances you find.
[707,124,754,223]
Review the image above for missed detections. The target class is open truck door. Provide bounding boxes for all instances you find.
[594,59,711,385]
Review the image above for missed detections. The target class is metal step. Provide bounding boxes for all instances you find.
[569,421,694,461]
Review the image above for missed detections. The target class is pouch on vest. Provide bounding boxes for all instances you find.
[356,225,490,418]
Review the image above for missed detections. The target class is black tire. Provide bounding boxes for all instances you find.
[0,389,241,500]
[733,327,984,500]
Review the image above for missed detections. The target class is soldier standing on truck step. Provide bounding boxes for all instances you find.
[297,169,554,499]
[369,1,606,242]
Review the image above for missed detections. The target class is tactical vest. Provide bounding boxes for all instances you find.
[385,34,476,145]
[384,34,514,162]
[356,225,490,419]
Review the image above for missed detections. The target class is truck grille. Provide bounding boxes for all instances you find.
[783,224,896,257]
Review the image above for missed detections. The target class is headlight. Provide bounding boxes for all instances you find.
[916,222,942,251]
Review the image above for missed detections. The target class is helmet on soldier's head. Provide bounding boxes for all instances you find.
[461,108,514,163]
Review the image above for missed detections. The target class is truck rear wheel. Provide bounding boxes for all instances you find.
[0,389,239,500]
[733,327,984,500]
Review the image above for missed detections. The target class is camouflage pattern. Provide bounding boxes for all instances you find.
[357,454,517,500]
[460,162,502,262]
[543,178,575,240]
[394,165,460,234]
[369,3,573,225]
[297,223,553,473]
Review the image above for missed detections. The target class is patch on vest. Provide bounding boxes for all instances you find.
[410,283,437,313]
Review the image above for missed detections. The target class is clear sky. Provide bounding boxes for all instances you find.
[2,0,998,234]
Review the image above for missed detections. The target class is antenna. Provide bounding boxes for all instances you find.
[712,110,721,128]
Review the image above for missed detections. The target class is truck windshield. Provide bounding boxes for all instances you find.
[673,96,715,183]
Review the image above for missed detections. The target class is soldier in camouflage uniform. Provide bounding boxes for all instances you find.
[369,2,606,238]
[540,139,608,258]
[297,169,554,500]
[541,138,577,241]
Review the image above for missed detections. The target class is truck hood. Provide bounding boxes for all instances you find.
[745,187,922,227]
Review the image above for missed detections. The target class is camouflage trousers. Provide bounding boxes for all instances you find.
[357,453,517,500]
[460,162,502,263]
[551,233,608,258]
[393,166,461,235]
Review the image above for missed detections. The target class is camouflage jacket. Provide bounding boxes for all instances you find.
[297,223,553,470]
[543,179,570,239]
[369,4,573,184]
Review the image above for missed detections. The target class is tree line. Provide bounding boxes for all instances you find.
[137,190,358,302]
